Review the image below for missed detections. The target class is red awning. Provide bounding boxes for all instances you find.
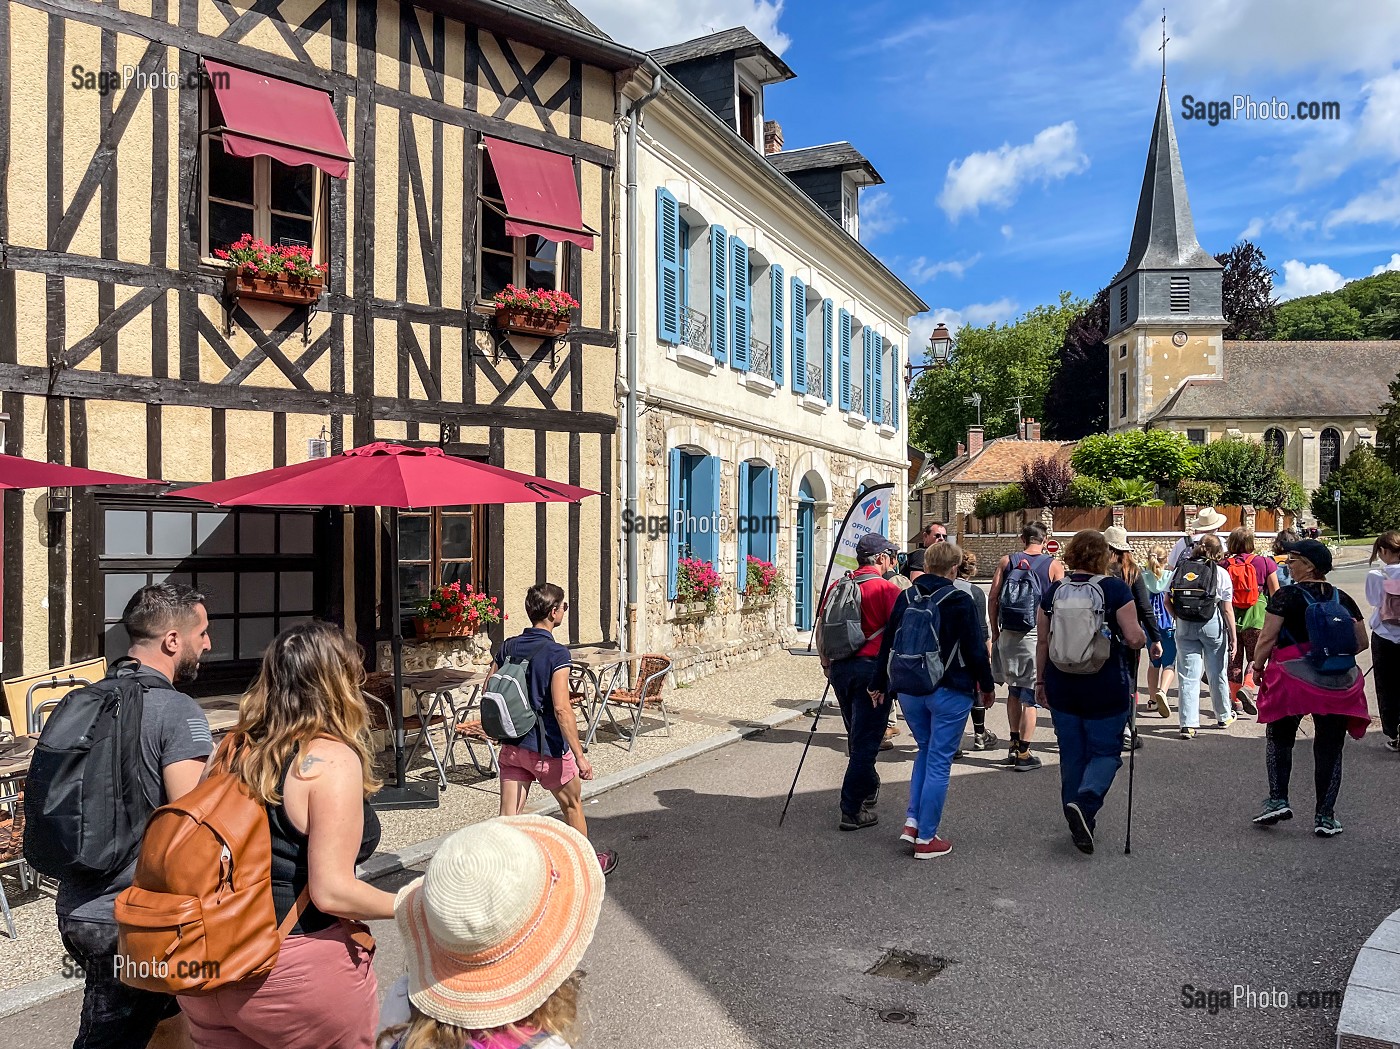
[204,60,352,179]
[483,137,594,251]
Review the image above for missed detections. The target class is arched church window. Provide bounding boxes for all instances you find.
[1263,428,1285,460]
[1320,428,1341,483]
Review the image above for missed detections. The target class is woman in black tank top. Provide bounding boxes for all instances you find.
[178,622,396,1049]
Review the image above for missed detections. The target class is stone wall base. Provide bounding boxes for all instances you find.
[665,629,796,687]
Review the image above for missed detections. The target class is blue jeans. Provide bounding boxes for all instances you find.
[898,686,974,840]
[1050,707,1130,828]
[830,657,891,816]
[1176,614,1230,726]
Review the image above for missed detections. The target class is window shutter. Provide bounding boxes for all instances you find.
[737,461,750,590]
[667,448,682,600]
[862,328,875,420]
[771,264,785,387]
[763,466,777,562]
[791,277,807,395]
[873,334,885,424]
[823,299,834,404]
[710,226,728,362]
[731,238,750,371]
[891,343,900,428]
[655,188,681,344]
[693,455,722,570]
[839,309,852,411]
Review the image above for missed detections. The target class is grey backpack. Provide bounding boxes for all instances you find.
[1047,575,1112,675]
[818,573,884,662]
[480,655,537,742]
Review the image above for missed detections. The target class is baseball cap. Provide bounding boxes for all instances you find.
[1281,538,1333,575]
[856,532,896,558]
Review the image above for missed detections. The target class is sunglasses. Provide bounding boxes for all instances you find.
[929,533,947,542]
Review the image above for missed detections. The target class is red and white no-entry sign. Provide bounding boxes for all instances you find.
[1045,538,1061,554]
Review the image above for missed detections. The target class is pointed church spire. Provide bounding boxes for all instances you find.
[1111,78,1220,284]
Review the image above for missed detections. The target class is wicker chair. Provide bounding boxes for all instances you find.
[0,791,28,939]
[597,655,672,753]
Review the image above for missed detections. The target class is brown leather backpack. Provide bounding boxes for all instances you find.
[114,736,306,995]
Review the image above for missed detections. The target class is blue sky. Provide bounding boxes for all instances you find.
[574,0,1400,357]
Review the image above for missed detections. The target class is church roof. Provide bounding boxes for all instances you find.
[1111,79,1221,285]
[1150,341,1400,422]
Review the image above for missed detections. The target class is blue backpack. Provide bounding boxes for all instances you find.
[887,586,961,695]
[997,552,1048,633]
[1298,585,1358,674]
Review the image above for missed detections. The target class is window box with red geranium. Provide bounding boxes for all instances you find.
[412,581,506,639]
[673,556,722,617]
[217,235,328,307]
[492,285,578,337]
[741,555,786,608]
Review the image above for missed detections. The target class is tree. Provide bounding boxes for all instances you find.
[1366,283,1400,339]
[1020,455,1074,507]
[1070,430,1200,486]
[1309,445,1400,536]
[1378,370,1400,472]
[1215,241,1277,339]
[1042,287,1109,439]
[1194,437,1291,507]
[1273,294,1364,340]
[908,292,1083,462]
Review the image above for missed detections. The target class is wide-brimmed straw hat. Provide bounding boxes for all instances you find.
[1102,526,1132,553]
[1188,508,1228,536]
[395,815,604,1030]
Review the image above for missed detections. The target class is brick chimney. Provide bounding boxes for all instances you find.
[967,426,984,457]
[1029,418,1041,440]
[956,442,965,457]
[763,120,783,155]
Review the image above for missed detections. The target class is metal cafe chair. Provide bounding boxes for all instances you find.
[0,788,29,939]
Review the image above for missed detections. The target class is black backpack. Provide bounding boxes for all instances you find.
[1169,558,1219,624]
[23,659,162,880]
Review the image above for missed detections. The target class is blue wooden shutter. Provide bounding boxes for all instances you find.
[762,466,777,562]
[731,238,750,371]
[771,265,785,387]
[823,299,834,404]
[656,188,681,344]
[874,334,885,424]
[693,455,721,570]
[667,449,682,599]
[891,343,900,428]
[736,461,750,590]
[710,226,728,362]
[678,218,690,318]
[862,328,874,420]
[838,309,852,411]
[791,278,807,394]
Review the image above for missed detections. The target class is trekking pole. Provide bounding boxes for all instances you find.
[1124,703,1137,855]
[779,680,833,827]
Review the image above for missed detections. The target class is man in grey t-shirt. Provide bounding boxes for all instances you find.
[56,583,212,1049]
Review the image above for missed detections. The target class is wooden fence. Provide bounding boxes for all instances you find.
[961,504,1295,537]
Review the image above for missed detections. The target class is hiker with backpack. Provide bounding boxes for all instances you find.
[1103,527,1162,752]
[817,532,903,831]
[953,548,998,756]
[1225,528,1281,716]
[1143,546,1178,718]
[1366,532,1400,751]
[1166,508,1227,569]
[1272,529,1300,587]
[1035,530,1146,855]
[868,541,995,858]
[157,620,393,1049]
[26,583,213,1049]
[988,522,1064,771]
[1249,538,1370,836]
[1166,534,1238,737]
[487,583,618,875]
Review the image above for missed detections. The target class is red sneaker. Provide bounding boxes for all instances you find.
[597,849,619,876]
[899,819,918,844]
[913,837,952,860]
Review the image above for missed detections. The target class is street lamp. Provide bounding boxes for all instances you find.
[905,322,955,385]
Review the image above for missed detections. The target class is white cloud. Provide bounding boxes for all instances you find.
[1275,259,1347,300]
[858,190,903,240]
[1000,225,1014,240]
[1236,206,1317,242]
[571,0,789,53]
[1325,174,1400,229]
[938,122,1089,221]
[905,253,982,284]
[1374,253,1400,274]
[1352,70,1400,159]
[916,299,1020,340]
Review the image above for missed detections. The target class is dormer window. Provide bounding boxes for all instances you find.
[738,86,757,148]
[842,188,857,237]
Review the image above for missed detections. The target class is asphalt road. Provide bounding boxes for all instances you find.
[12,561,1396,1048]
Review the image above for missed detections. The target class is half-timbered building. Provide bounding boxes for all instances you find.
[0,0,643,686]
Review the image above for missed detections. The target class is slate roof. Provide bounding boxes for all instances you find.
[930,438,1075,486]
[511,0,610,38]
[1112,79,1220,285]
[768,143,884,185]
[651,27,796,82]
[1150,341,1400,422]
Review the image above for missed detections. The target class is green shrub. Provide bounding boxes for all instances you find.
[1174,479,1223,506]
[1195,437,1292,507]
[1310,446,1400,536]
[1277,476,1308,515]
[1104,477,1160,506]
[1070,430,1200,485]
[1065,475,1112,507]
[974,483,1027,518]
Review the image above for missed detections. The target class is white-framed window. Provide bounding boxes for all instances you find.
[201,88,326,262]
[477,153,567,302]
[842,189,857,237]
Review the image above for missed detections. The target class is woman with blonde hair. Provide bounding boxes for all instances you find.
[378,815,604,1049]
[179,620,395,1049]
[1103,527,1163,749]
[1142,544,1177,717]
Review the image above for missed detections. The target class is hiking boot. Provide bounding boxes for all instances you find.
[1385,737,1400,753]
[1013,752,1042,772]
[862,786,880,812]
[972,730,1000,751]
[899,819,919,844]
[1252,799,1293,826]
[1314,815,1344,837]
[880,733,896,751]
[1122,732,1142,752]
[953,748,966,760]
[1236,687,1258,716]
[1152,691,1171,719]
[1064,803,1094,854]
[597,849,620,876]
[839,809,879,831]
[1179,726,1197,740]
[1002,747,1019,767]
[913,837,953,860]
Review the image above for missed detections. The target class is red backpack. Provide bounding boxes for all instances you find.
[1226,554,1261,610]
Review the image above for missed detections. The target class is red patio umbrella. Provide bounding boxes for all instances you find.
[170,442,598,809]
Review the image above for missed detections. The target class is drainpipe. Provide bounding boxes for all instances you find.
[622,64,664,655]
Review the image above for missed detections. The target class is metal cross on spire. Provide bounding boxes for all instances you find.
[1159,9,1169,81]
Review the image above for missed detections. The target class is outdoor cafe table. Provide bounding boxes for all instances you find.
[568,648,644,749]
[364,667,488,787]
